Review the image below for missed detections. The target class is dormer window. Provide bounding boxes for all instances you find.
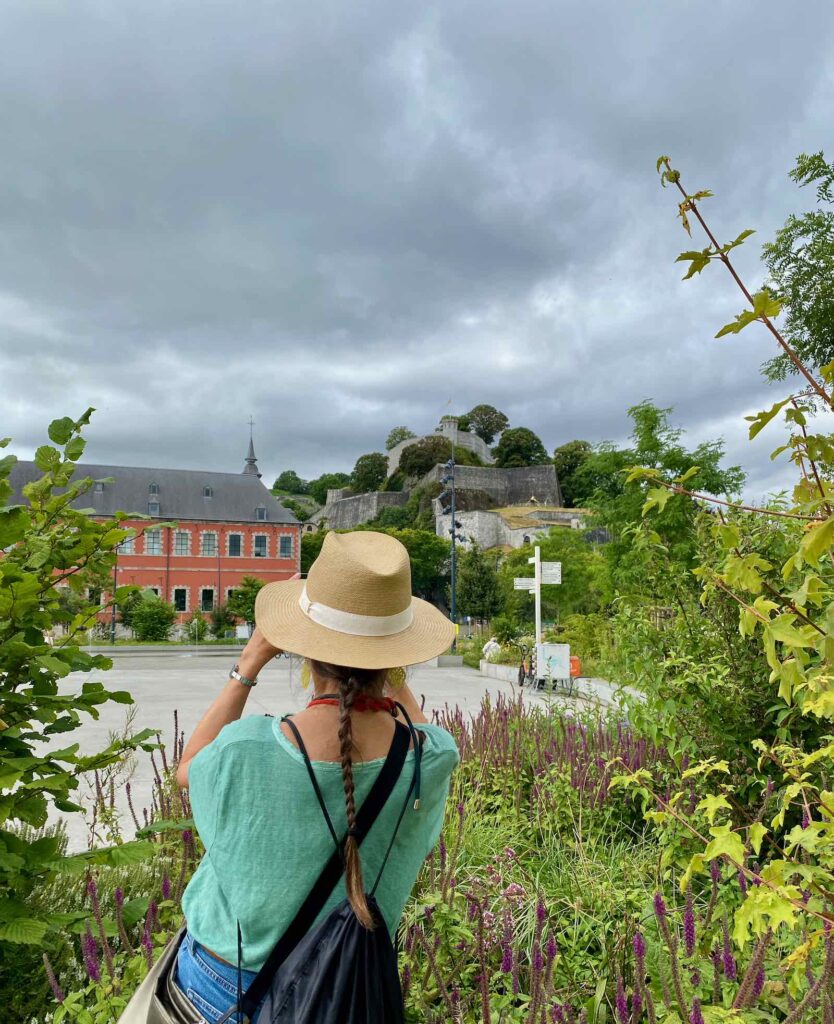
[94,481,104,493]
[256,506,267,522]
[148,501,160,516]
[203,486,213,499]
[149,482,159,495]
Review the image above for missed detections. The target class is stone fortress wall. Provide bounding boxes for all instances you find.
[422,464,562,507]
[386,415,494,475]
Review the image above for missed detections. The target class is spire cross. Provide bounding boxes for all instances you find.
[248,415,255,439]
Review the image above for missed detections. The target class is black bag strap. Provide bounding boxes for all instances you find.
[237,718,411,1018]
[282,716,341,853]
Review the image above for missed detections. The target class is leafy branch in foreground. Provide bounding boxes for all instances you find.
[0,412,159,946]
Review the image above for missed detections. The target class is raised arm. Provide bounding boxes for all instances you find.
[175,628,281,788]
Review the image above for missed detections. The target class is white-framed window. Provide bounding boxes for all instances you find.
[256,506,267,522]
[174,530,191,556]
[253,534,268,558]
[203,485,213,498]
[94,481,104,493]
[173,587,188,612]
[148,500,160,516]
[200,587,215,612]
[145,529,163,555]
[201,532,218,557]
[227,533,243,557]
[149,482,159,495]
[149,586,160,597]
[226,586,238,602]
[279,535,293,559]
[117,535,134,555]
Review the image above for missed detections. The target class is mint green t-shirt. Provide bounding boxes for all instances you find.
[182,714,459,970]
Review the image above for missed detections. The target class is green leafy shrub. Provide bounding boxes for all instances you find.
[132,596,177,642]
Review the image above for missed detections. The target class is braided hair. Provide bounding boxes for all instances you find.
[310,660,389,929]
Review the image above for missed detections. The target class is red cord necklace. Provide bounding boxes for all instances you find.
[306,692,398,715]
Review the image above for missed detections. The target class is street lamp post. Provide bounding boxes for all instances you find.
[110,548,118,643]
[440,456,463,653]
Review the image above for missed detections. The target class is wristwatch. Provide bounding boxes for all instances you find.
[230,663,258,687]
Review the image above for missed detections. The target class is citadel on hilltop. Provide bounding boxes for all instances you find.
[309,417,590,550]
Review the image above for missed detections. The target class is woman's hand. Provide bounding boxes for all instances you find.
[238,627,282,679]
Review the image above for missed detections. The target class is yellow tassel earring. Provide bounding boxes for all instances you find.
[387,666,407,690]
[300,660,312,690]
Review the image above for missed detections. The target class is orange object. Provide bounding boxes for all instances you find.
[569,655,581,677]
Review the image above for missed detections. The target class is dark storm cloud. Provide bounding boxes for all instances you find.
[1,0,833,496]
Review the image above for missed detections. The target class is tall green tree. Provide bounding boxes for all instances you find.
[301,530,328,573]
[761,152,834,382]
[385,528,450,601]
[385,426,416,450]
[456,545,503,620]
[460,404,509,444]
[553,440,594,507]
[308,472,351,505]
[272,470,308,494]
[492,427,549,468]
[227,576,266,626]
[575,400,745,594]
[351,452,388,493]
[399,437,453,478]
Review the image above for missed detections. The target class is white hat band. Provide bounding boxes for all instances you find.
[299,585,414,637]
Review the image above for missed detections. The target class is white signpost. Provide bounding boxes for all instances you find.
[517,546,566,685]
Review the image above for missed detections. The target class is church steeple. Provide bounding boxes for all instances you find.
[243,417,262,478]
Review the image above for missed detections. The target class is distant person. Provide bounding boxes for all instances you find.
[172,531,459,1022]
[482,636,501,661]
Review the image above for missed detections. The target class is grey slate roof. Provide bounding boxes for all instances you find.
[8,461,298,525]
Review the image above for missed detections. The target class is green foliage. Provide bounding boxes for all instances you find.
[399,436,454,478]
[183,610,208,642]
[307,472,351,505]
[385,528,450,600]
[492,426,549,468]
[459,404,509,444]
[279,496,310,522]
[131,596,177,642]
[582,400,745,594]
[456,545,503,621]
[209,602,236,639]
[552,439,594,507]
[386,426,417,450]
[301,530,327,573]
[351,451,388,493]
[762,151,834,381]
[500,528,612,624]
[226,576,265,625]
[622,155,834,979]
[272,470,308,494]
[0,412,159,948]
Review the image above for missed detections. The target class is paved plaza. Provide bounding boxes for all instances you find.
[52,651,617,851]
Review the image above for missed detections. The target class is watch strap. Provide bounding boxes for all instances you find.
[230,663,258,687]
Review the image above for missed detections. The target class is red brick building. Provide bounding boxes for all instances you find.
[10,439,300,626]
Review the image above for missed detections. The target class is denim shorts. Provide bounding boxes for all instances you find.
[175,930,266,1023]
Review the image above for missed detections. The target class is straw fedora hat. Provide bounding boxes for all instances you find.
[254,531,456,669]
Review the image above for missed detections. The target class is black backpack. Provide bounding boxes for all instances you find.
[218,710,420,1024]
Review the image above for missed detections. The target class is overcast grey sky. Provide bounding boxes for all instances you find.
[1,1,832,498]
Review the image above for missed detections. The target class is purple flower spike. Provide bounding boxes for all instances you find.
[162,873,171,900]
[633,931,646,976]
[802,806,811,830]
[752,967,765,1000]
[114,887,124,909]
[722,920,737,981]
[738,870,748,894]
[615,976,628,1024]
[653,892,667,919]
[684,889,696,957]
[43,952,65,1003]
[501,944,513,973]
[546,934,557,964]
[710,859,721,884]
[81,926,101,983]
[690,997,705,1024]
[537,897,547,923]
